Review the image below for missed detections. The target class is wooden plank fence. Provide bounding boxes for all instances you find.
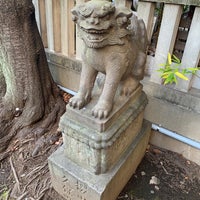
[33,0,200,92]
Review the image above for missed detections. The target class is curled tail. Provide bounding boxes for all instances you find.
[129,14,148,53]
[137,19,148,52]
[129,14,148,80]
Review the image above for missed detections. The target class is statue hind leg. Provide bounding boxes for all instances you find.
[120,75,140,96]
[133,50,147,80]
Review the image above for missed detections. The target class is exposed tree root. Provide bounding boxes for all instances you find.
[0,121,64,199]
[0,92,65,151]
[0,93,66,199]
[9,157,21,193]
[0,1,68,198]
[0,98,65,199]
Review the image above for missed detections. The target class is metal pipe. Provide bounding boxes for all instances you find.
[152,124,200,150]
[132,0,138,10]
[58,85,200,150]
[58,85,77,96]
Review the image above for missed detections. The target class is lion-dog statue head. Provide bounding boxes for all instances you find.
[69,0,148,119]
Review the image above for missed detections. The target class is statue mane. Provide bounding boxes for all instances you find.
[72,0,133,48]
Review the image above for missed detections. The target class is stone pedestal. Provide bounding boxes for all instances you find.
[48,85,151,200]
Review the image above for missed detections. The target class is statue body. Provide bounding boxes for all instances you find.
[70,0,148,119]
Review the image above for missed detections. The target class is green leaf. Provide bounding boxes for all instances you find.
[175,72,188,80]
[0,188,9,200]
[164,79,170,85]
[157,68,165,72]
[187,68,199,74]
[187,67,198,71]
[159,63,166,67]
[161,74,170,79]
[168,73,175,82]
[174,76,178,84]
[163,73,175,85]
[167,53,172,65]
[172,54,181,64]
[182,69,188,74]
[158,52,200,85]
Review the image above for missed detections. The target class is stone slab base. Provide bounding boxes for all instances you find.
[60,91,148,174]
[65,84,143,132]
[48,120,151,200]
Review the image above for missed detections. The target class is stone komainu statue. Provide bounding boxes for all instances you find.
[69,0,148,119]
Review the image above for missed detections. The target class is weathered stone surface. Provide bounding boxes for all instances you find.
[143,77,200,165]
[69,0,148,119]
[65,84,144,132]
[48,120,151,200]
[46,51,81,92]
[46,51,82,73]
[59,87,148,174]
[48,1,151,199]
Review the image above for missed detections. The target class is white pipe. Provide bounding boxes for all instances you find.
[58,85,77,96]
[152,124,200,150]
[133,0,138,10]
[57,85,200,150]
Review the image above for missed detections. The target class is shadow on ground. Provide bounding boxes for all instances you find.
[117,145,200,200]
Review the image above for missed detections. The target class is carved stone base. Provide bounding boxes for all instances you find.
[64,85,144,132]
[59,87,147,174]
[48,120,151,200]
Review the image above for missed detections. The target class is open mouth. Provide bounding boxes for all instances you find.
[80,27,107,43]
[80,27,108,34]
[87,34,105,42]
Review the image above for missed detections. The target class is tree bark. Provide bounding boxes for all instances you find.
[0,0,65,152]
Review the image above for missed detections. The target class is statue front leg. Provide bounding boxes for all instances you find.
[92,72,121,119]
[69,65,97,109]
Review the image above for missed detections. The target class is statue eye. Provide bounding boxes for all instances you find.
[79,6,93,18]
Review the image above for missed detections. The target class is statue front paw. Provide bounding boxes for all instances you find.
[69,95,85,109]
[92,101,112,119]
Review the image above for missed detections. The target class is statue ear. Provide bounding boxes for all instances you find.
[115,8,132,27]
[71,7,79,22]
[115,8,132,20]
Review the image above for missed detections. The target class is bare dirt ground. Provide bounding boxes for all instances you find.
[117,145,200,200]
[0,93,200,200]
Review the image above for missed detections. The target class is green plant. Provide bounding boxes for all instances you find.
[157,53,199,85]
[0,187,10,200]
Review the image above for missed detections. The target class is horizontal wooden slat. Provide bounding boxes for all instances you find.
[140,0,200,6]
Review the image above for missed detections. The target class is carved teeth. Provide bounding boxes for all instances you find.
[88,35,103,41]
[81,27,107,34]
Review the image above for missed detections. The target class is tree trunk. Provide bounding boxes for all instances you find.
[0,0,65,152]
